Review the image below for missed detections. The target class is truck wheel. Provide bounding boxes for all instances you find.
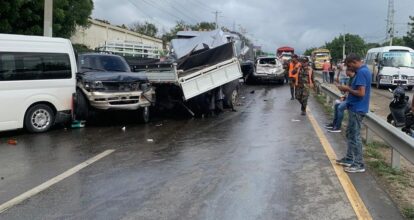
[24,104,55,133]
[75,90,90,120]
[228,88,239,110]
[140,106,150,123]
[386,114,395,125]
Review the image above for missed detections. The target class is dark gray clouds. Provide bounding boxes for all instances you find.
[92,0,414,53]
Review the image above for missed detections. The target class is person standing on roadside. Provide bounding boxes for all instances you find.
[293,57,314,115]
[288,55,301,100]
[336,61,349,85]
[329,61,336,84]
[322,60,330,83]
[336,53,371,173]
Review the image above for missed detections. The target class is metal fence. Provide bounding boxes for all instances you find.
[314,80,414,169]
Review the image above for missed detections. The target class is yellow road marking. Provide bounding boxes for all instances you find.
[306,107,372,220]
[0,149,115,214]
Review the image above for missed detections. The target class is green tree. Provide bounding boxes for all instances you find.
[304,47,317,56]
[325,34,367,62]
[382,37,406,46]
[190,22,216,31]
[130,21,158,37]
[0,0,93,38]
[161,20,189,46]
[403,16,414,49]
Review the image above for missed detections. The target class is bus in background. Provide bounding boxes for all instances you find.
[311,48,331,70]
[365,46,414,90]
[0,34,76,133]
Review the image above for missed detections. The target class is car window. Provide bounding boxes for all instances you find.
[259,58,276,65]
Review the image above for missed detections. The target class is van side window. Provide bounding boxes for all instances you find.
[0,52,71,81]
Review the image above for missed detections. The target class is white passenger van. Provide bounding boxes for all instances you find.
[0,34,76,133]
[365,46,414,89]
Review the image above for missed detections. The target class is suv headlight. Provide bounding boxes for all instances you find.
[92,81,104,89]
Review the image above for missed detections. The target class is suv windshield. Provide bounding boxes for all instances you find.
[79,55,130,72]
[258,58,277,65]
[382,52,414,68]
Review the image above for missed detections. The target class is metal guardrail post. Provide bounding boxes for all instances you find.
[391,149,401,170]
[365,125,374,144]
[325,95,331,105]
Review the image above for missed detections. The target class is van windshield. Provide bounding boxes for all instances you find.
[382,52,414,68]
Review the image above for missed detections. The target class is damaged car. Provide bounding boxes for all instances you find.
[249,56,285,84]
[75,53,154,122]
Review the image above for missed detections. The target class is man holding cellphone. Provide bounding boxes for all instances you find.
[335,54,371,173]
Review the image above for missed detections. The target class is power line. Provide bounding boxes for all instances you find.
[150,0,199,24]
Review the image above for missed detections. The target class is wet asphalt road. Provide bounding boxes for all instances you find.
[0,84,401,220]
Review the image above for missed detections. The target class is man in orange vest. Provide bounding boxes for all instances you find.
[288,55,301,100]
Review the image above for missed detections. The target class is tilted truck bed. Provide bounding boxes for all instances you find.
[131,43,242,100]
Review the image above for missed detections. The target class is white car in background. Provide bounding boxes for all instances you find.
[249,57,285,84]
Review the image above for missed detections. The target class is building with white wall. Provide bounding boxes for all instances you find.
[71,19,163,58]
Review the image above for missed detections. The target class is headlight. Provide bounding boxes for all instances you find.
[92,81,104,89]
[130,82,139,90]
[140,83,151,92]
[380,75,392,80]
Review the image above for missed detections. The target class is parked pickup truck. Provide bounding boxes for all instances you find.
[75,53,155,122]
[130,42,242,116]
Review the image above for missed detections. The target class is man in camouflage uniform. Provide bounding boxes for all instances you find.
[294,57,314,115]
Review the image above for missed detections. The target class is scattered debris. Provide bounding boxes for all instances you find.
[7,139,17,145]
[156,123,163,127]
[71,120,86,128]
[147,139,154,142]
[250,90,255,94]
[263,99,268,102]
[0,177,4,180]
[241,96,246,99]
[291,119,301,122]
[122,126,126,131]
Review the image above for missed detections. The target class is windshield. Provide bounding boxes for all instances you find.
[316,53,329,57]
[381,52,414,68]
[79,55,130,72]
[258,58,277,65]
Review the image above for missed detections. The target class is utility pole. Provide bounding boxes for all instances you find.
[43,0,53,37]
[213,11,221,29]
[386,0,395,46]
[342,33,346,60]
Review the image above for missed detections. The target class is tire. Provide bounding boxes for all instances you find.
[24,104,55,133]
[74,89,90,120]
[139,106,150,123]
[376,76,383,89]
[227,88,239,110]
[387,114,395,126]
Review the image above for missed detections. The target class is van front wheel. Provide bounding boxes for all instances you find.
[25,104,55,133]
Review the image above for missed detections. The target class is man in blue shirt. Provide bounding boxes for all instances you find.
[335,53,371,173]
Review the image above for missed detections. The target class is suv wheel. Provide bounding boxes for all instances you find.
[140,106,150,123]
[25,104,55,133]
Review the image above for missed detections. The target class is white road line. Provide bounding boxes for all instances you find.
[0,149,115,214]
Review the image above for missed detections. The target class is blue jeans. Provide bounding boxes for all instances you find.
[322,71,329,83]
[339,78,348,85]
[333,101,347,129]
[345,111,365,167]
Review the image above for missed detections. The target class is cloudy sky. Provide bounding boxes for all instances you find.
[92,0,414,53]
